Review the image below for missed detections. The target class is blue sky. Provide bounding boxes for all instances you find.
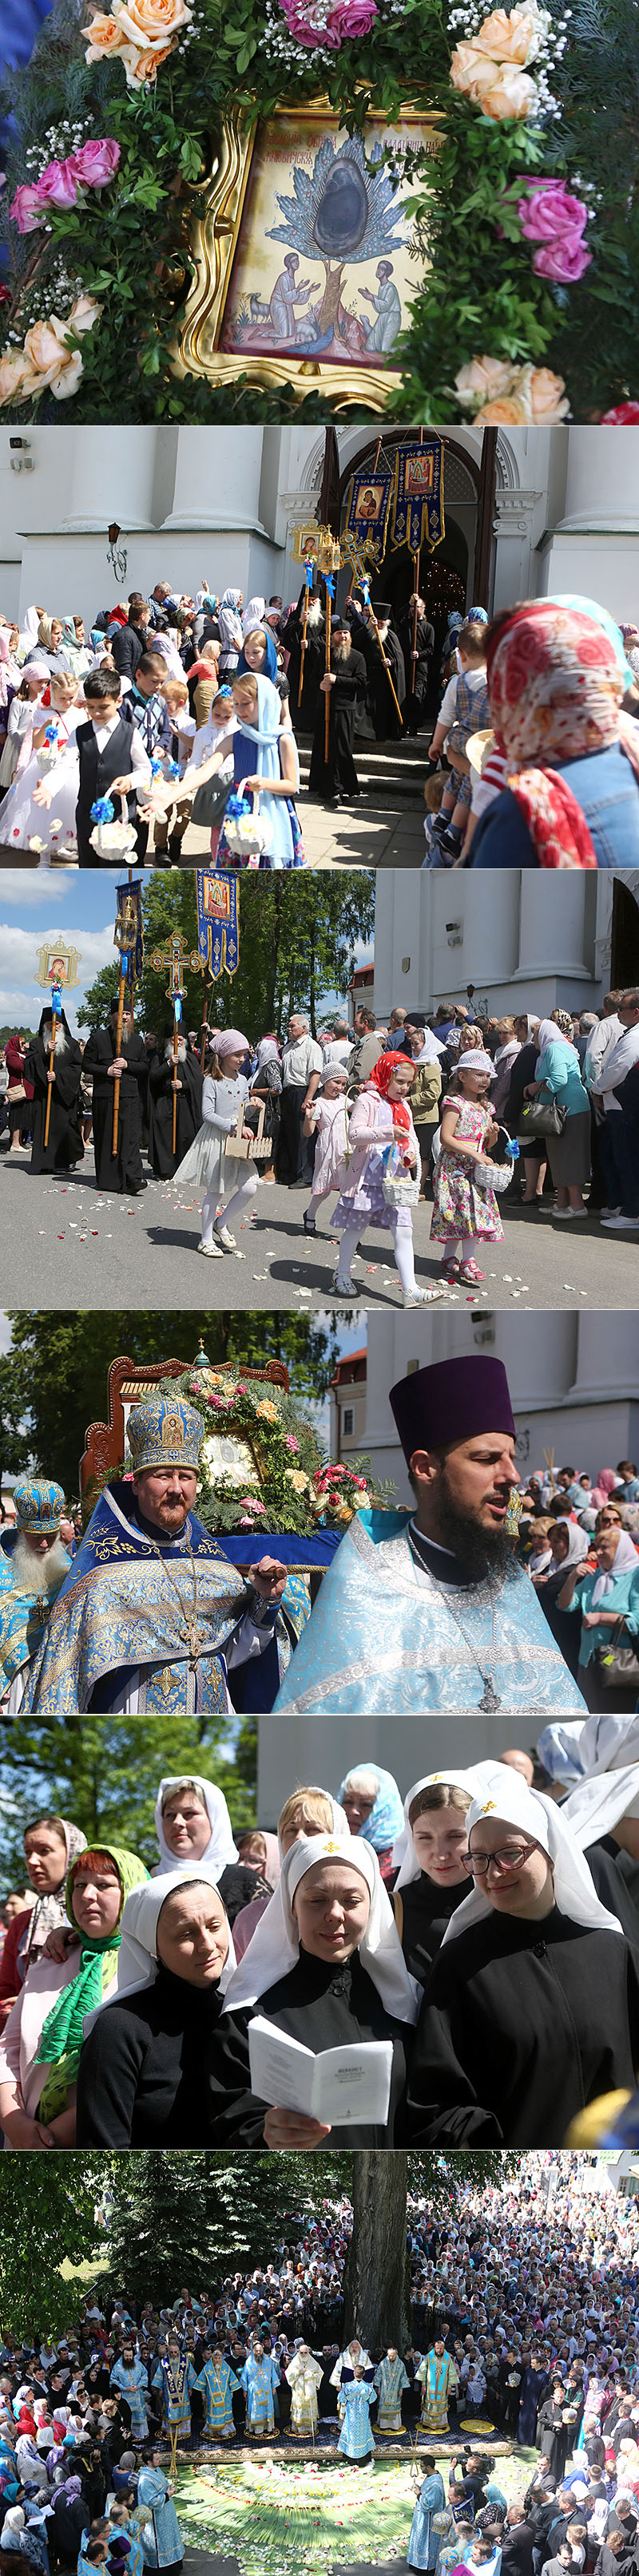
[0,872,370,1029]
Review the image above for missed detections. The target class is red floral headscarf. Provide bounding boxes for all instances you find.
[486,602,639,869]
[366,1048,414,1134]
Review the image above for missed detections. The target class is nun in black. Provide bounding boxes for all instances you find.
[75,1866,248,2147]
[214,1832,420,2148]
[406,1763,639,2147]
[562,1764,639,1945]
[391,1766,496,1986]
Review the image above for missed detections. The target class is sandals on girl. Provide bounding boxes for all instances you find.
[458,1258,486,1284]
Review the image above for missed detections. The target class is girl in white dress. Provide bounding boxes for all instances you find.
[1,673,83,860]
[173,1027,261,1258]
[301,1070,350,1234]
[0,663,50,796]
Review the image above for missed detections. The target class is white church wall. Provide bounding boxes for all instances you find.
[12,528,282,630]
[353,1312,639,1496]
[258,1707,518,1824]
[373,871,607,1023]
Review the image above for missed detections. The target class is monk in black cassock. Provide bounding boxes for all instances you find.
[399,594,435,736]
[308,621,367,806]
[357,601,406,742]
[281,587,325,732]
[536,2384,572,2483]
[147,1022,204,1178]
[24,1007,83,1175]
[83,996,147,1193]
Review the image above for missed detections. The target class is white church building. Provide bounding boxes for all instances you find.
[0,421,637,630]
[260,1308,639,1812]
[373,867,639,1023]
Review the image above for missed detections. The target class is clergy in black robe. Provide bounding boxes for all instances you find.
[405,1909,639,2147]
[208,1951,409,2147]
[83,1000,147,1194]
[308,626,368,804]
[281,588,326,733]
[24,1007,83,1175]
[357,603,406,742]
[147,1027,203,1178]
[537,2390,572,2483]
[399,597,435,735]
[518,2360,549,2446]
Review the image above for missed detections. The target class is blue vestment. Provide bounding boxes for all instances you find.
[407,2471,447,2570]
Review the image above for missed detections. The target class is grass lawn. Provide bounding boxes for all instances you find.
[176,2443,530,2575]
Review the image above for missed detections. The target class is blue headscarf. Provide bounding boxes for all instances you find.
[338,1763,404,1850]
[232,671,299,867]
[546,593,637,693]
[467,604,489,623]
[236,625,279,683]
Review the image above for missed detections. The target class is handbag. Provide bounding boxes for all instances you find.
[191,770,232,829]
[518,1098,567,1142]
[594,1619,639,1689]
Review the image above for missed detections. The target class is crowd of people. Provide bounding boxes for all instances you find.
[3,986,638,1284]
[1,588,638,870]
[2,2163,639,2576]
[1,1691,639,2146]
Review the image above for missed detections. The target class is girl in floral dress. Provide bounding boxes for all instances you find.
[431,1048,504,1286]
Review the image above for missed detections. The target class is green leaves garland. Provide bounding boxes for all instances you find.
[0,0,637,417]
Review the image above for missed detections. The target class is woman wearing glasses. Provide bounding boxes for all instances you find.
[406,1763,639,2147]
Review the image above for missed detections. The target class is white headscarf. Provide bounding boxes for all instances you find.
[589,1529,639,1603]
[391,1763,498,1890]
[554,1522,591,1573]
[537,1019,577,1059]
[154,1775,237,1876]
[224,1830,420,2021]
[242,597,266,636]
[440,1762,623,1944]
[82,1862,236,2030]
[218,590,244,655]
[419,1026,447,1058]
[562,1767,639,1848]
[576,1716,639,1775]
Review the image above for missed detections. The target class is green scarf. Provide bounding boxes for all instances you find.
[36,1842,148,2121]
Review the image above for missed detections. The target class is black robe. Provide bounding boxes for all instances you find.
[206,1946,410,2147]
[537,2398,570,2482]
[399,610,435,732]
[518,2364,549,2444]
[395,1871,467,1987]
[308,649,368,798]
[75,1965,251,2147]
[83,1023,147,1192]
[281,592,326,732]
[359,622,406,741]
[24,1016,84,1174]
[147,1042,203,1177]
[405,1905,639,2147]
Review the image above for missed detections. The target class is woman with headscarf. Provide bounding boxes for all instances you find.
[558,1514,639,1710]
[28,618,74,679]
[470,602,639,870]
[75,1864,248,2149]
[406,1763,639,2145]
[236,624,292,730]
[216,671,303,869]
[216,589,244,677]
[391,1766,497,1983]
[172,1026,261,1259]
[339,1765,404,1883]
[562,1764,639,1943]
[232,1786,347,1960]
[217,1830,419,2148]
[0,1842,147,2150]
[0,1816,86,2032]
[534,1518,592,1680]
[248,1035,282,1181]
[591,1469,625,1509]
[153,1773,268,1926]
[2,2509,49,2576]
[523,1014,591,1217]
[331,1050,446,1309]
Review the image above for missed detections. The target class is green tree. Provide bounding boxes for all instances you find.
[2,1312,341,1503]
[0,1714,256,1878]
[101,2152,350,2305]
[0,2160,105,2338]
[76,873,374,1043]
[343,2150,521,2349]
[0,1354,31,1520]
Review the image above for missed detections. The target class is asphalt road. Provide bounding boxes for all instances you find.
[2,1142,637,1313]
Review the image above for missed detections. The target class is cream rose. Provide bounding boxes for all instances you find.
[120,38,175,77]
[0,350,28,406]
[528,364,570,421]
[81,10,129,53]
[474,394,533,422]
[21,319,84,402]
[67,293,102,335]
[454,354,515,406]
[450,39,538,112]
[472,2,542,60]
[111,0,191,46]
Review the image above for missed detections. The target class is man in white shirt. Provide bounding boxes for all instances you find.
[589,987,639,1233]
[277,1012,322,1185]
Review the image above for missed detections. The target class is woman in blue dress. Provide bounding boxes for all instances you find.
[407,2457,447,2570]
[137,2445,183,2576]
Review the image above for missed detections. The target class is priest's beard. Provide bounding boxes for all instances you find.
[307,601,322,629]
[428,1475,518,1582]
[12,1533,69,1597]
[42,1026,69,1055]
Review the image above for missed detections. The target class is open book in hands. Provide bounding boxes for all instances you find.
[248,2014,393,2127]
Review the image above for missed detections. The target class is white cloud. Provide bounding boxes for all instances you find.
[0,875,73,908]
[0,918,115,1022]
[0,1314,14,1354]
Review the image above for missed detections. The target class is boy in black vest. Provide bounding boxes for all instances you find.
[75,668,153,867]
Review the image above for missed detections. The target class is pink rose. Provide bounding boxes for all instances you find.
[532,236,592,280]
[9,182,49,233]
[38,156,81,209]
[285,1434,300,1452]
[518,180,588,243]
[69,137,121,188]
[327,0,377,34]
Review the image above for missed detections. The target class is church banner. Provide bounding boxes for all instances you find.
[114,877,144,978]
[196,869,240,979]
[342,467,395,567]
[390,440,445,552]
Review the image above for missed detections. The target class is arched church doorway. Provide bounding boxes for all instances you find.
[337,432,479,655]
[610,876,639,989]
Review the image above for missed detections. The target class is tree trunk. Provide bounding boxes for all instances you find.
[318,263,345,335]
[343,2150,411,2349]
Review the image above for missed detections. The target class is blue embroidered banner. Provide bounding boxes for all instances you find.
[343,467,395,565]
[391,440,446,552]
[196,869,240,979]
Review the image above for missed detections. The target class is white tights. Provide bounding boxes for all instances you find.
[201,1167,258,1244]
[443,1233,476,1265]
[337,1221,416,1296]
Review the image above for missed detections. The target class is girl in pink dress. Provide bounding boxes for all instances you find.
[431,1049,504,1286]
[302,1070,350,1234]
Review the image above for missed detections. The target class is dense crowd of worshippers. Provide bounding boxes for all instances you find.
[1,1702,639,2149]
[0,589,638,869]
[2,987,638,1291]
[2,2166,639,2575]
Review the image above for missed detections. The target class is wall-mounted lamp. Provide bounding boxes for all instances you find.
[9,437,34,473]
[107,522,128,582]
